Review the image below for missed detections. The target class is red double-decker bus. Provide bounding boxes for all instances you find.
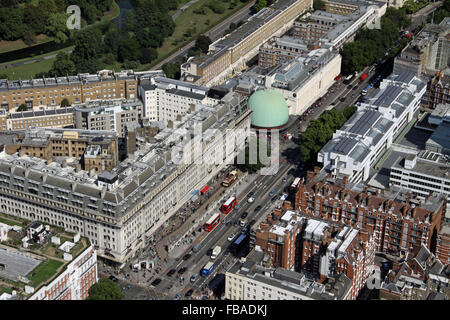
[221,196,237,214]
[204,213,221,232]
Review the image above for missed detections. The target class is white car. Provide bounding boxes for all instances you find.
[227,233,235,241]
[247,197,254,203]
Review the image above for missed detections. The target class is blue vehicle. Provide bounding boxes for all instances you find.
[362,85,372,95]
[230,233,249,256]
[201,262,215,277]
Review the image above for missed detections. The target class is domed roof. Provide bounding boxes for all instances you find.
[248,89,289,129]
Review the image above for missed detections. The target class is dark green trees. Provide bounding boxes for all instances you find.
[87,278,124,300]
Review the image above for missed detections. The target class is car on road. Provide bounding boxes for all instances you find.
[248,191,254,197]
[185,289,194,297]
[167,269,176,277]
[109,275,119,282]
[190,273,200,283]
[241,212,248,219]
[233,220,239,227]
[178,267,188,274]
[182,253,192,261]
[228,233,235,241]
[247,197,254,203]
[282,177,287,182]
[255,205,262,212]
[151,278,161,286]
[206,248,213,256]
[269,189,276,197]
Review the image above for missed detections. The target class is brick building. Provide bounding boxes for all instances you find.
[254,208,376,299]
[436,225,450,265]
[291,169,447,258]
[380,245,449,300]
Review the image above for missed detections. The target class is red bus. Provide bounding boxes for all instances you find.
[290,177,300,193]
[204,213,221,232]
[221,196,237,214]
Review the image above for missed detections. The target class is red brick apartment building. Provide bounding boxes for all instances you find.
[436,225,450,265]
[254,209,375,299]
[292,169,447,258]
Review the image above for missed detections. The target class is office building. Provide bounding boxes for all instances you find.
[318,72,426,183]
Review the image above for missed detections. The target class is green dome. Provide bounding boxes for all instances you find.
[249,89,289,128]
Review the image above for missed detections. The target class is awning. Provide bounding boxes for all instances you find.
[200,185,210,194]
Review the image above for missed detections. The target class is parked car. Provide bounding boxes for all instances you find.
[167,269,176,277]
[178,267,188,274]
[183,253,192,261]
[241,212,248,219]
[228,233,235,241]
[206,248,213,256]
[190,273,200,283]
[109,275,119,282]
[247,197,254,203]
[255,206,262,212]
[185,289,194,297]
[151,278,161,286]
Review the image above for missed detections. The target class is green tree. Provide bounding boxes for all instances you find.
[0,7,26,41]
[17,104,27,112]
[343,105,357,120]
[253,0,267,12]
[49,52,76,77]
[139,48,158,64]
[162,62,181,79]
[313,0,325,10]
[118,38,141,62]
[46,13,70,43]
[195,35,212,54]
[71,29,103,73]
[87,278,124,300]
[60,98,70,108]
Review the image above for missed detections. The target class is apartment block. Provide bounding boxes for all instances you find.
[436,225,450,265]
[0,70,163,112]
[292,169,447,258]
[258,36,311,68]
[29,245,98,300]
[254,208,375,299]
[0,128,118,173]
[139,77,218,124]
[380,245,449,300]
[181,0,313,86]
[7,108,74,131]
[393,18,449,77]
[423,72,450,109]
[74,99,143,137]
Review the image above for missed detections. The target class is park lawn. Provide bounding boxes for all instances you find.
[149,0,249,68]
[1,57,56,80]
[28,259,64,288]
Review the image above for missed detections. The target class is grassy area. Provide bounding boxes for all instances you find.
[28,259,64,288]
[0,57,56,80]
[141,0,250,70]
[0,286,13,295]
[0,216,24,227]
